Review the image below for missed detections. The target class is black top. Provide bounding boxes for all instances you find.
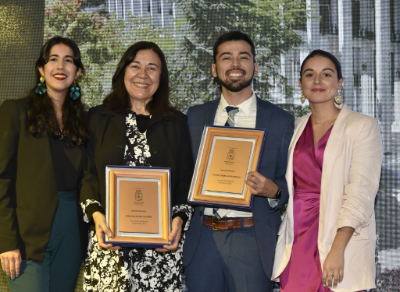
[49,137,81,191]
[136,114,151,133]
[128,113,188,224]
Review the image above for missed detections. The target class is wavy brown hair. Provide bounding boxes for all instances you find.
[26,36,89,145]
[103,41,175,117]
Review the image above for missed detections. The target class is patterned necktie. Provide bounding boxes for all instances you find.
[224,106,239,127]
[213,106,239,219]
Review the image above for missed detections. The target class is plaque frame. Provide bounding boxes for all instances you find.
[188,125,267,210]
[105,166,171,248]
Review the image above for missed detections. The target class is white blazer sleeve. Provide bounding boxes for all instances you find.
[337,117,383,233]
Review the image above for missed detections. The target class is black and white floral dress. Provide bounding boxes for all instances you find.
[82,111,193,292]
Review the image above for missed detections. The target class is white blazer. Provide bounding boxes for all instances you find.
[272,104,383,292]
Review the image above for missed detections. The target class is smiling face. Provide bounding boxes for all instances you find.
[38,43,81,99]
[299,55,343,105]
[124,49,161,105]
[212,40,258,94]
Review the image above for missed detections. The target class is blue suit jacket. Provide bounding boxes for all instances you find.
[183,97,294,279]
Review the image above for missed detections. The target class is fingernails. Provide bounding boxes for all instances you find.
[16,275,19,278]
[3,271,6,274]
[11,277,15,281]
[7,275,10,279]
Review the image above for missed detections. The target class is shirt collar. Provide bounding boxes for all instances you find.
[217,92,257,117]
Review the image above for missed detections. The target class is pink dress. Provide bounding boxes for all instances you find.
[280,119,333,292]
[279,119,365,292]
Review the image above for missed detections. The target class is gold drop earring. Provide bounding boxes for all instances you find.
[301,90,306,104]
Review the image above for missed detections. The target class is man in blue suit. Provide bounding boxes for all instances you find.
[183,31,294,292]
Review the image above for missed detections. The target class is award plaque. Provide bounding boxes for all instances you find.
[188,126,266,210]
[105,166,171,248]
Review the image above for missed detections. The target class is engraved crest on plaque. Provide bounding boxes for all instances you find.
[135,190,143,201]
[226,149,235,161]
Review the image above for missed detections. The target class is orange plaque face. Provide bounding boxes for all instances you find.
[188,126,266,209]
[204,138,253,194]
[106,167,171,246]
[118,180,159,234]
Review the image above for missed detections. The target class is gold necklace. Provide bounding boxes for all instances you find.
[312,110,339,124]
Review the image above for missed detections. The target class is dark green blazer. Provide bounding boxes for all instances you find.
[0,98,87,262]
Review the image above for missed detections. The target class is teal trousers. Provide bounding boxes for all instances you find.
[8,191,82,292]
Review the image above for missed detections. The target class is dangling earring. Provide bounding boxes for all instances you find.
[35,76,47,95]
[334,88,343,104]
[69,80,81,100]
[301,90,306,104]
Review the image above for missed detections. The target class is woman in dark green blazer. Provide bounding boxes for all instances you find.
[0,37,89,292]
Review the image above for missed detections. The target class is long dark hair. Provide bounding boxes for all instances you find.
[27,36,89,145]
[300,49,343,80]
[103,41,175,117]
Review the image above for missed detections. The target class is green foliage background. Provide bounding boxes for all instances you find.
[45,0,177,107]
[170,0,306,110]
[44,0,307,116]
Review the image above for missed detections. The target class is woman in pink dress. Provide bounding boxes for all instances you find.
[272,50,383,291]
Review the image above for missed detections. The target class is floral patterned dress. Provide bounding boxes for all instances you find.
[82,111,193,292]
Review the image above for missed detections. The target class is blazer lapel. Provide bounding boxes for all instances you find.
[97,107,126,163]
[109,113,126,138]
[283,114,309,246]
[286,114,310,187]
[318,104,352,241]
[32,130,58,193]
[289,114,310,151]
[97,106,125,138]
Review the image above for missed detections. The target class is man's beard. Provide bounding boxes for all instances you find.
[215,68,254,93]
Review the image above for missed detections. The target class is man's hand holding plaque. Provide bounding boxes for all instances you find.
[245,171,280,199]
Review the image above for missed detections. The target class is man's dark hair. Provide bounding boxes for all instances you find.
[213,31,256,63]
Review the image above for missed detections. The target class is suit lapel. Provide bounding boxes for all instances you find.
[255,97,271,129]
[194,99,219,221]
[204,99,219,125]
[318,104,352,240]
[193,99,218,159]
